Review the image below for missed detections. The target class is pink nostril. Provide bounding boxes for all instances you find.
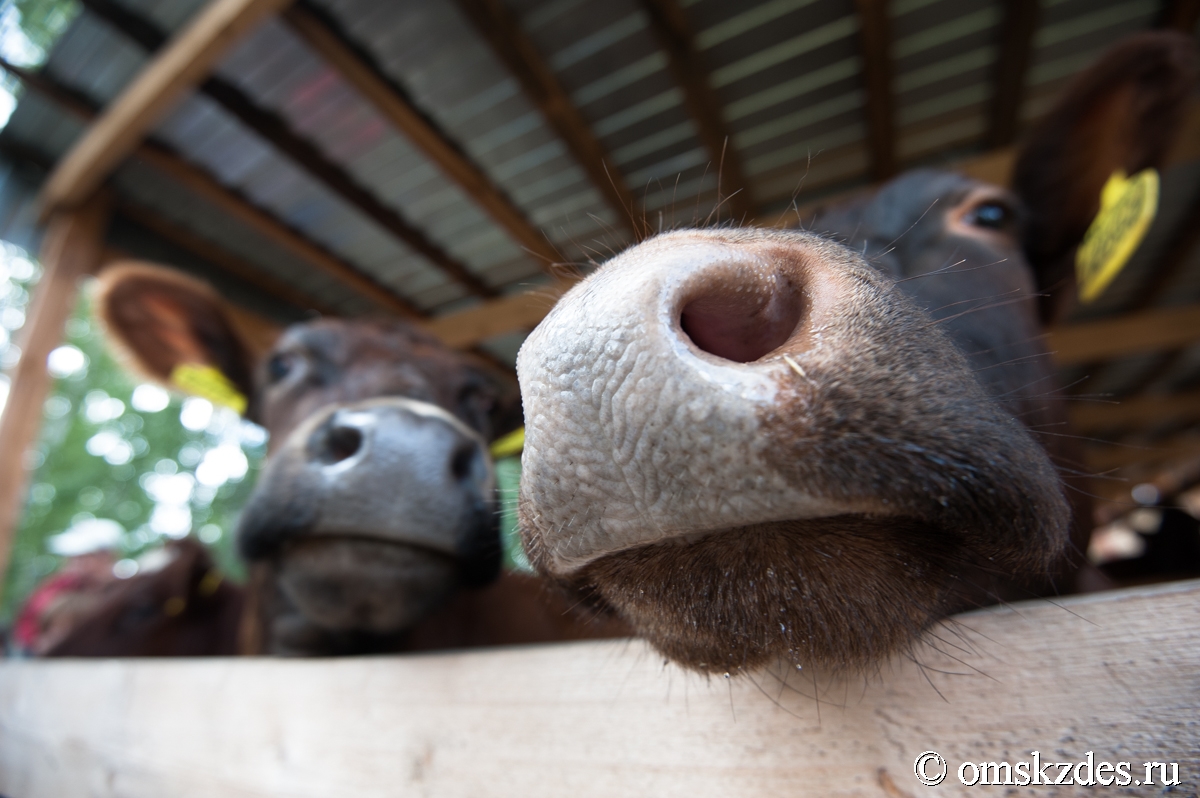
[679,280,804,363]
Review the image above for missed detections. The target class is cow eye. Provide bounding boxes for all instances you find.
[266,354,293,384]
[965,202,1012,230]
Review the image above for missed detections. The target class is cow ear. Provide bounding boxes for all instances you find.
[96,262,257,411]
[1012,31,1198,321]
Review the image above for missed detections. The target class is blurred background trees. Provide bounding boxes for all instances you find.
[0,240,267,624]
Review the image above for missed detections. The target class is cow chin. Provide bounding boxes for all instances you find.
[558,515,970,675]
[276,537,459,635]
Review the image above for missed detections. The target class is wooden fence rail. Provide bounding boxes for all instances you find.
[1,579,1198,797]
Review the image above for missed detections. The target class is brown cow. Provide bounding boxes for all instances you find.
[43,539,244,657]
[95,265,625,655]
[514,33,1199,675]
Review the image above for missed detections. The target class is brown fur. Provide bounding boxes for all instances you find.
[45,539,244,657]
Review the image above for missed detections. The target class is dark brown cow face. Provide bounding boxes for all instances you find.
[44,539,244,657]
[99,269,518,654]
[516,32,1197,675]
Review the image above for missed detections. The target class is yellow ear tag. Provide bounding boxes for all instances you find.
[170,363,248,415]
[489,426,525,459]
[1076,168,1158,303]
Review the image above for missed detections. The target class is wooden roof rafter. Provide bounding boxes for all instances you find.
[638,0,754,222]
[77,0,499,300]
[37,0,292,215]
[986,0,1039,148]
[852,0,896,181]
[0,57,424,319]
[280,3,563,272]
[453,0,641,238]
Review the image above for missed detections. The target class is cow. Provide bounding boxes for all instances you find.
[93,264,626,655]
[513,32,1199,676]
[40,538,245,657]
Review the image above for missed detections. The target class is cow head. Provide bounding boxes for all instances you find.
[515,32,1198,674]
[98,266,520,654]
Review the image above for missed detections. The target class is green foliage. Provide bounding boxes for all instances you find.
[0,244,266,622]
[2,0,80,63]
[495,456,531,573]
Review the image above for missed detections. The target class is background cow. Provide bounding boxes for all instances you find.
[87,264,624,655]
[515,32,1199,675]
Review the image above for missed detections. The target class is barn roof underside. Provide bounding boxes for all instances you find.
[1,0,1199,507]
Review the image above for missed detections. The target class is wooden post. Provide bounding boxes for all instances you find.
[0,194,110,595]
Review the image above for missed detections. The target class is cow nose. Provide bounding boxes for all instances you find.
[237,398,498,568]
[309,411,366,468]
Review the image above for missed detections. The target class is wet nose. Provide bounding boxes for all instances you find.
[305,403,491,499]
[237,398,497,575]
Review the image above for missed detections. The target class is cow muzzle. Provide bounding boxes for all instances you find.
[237,397,500,628]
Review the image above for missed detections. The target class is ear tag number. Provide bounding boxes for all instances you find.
[489,426,525,459]
[1076,168,1158,303]
[170,363,248,415]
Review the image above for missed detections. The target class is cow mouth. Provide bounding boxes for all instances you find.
[555,513,978,674]
[275,536,462,635]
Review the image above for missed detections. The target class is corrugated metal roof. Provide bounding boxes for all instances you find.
[0,0,1194,450]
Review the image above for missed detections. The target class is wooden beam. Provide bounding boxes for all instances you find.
[1087,435,1200,472]
[986,0,1039,148]
[1159,0,1200,31]
[0,57,425,320]
[281,5,562,271]
[853,0,896,181]
[113,199,340,316]
[638,0,753,221]
[454,0,640,236]
[78,0,498,300]
[38,0,291,215]
[1071,389,1200,433]
[128,148,428,319]
[2,580,1198,794]
[1048,303,1200,366]
[426,283,573,348]
[0,194,111,596]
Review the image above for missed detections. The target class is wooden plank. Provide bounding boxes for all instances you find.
[639,0,754,221]
[78,0,497,300]
[0,195,110,596]
[1071,389,1200,432]
[985,0,1039,148]
[38,0,291,215]
[1,579,1197,796]
[1048,303,1200,365]
[0,56,425,320]
[454,0,640,236]
[853,0,896,181]
[282,5,562,271]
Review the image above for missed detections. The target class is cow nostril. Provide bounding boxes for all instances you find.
[679,279,804,363]
[318,424,363,465]
[449,444,478,483]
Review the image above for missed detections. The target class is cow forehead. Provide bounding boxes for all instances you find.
[274,318,436,359]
